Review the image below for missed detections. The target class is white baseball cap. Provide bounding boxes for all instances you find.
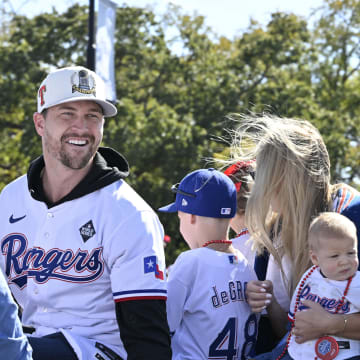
[37,66,117,117]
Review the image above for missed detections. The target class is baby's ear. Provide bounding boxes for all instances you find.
[309,250,319,266]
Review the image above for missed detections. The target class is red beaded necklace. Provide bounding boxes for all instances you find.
[276,265,354,360]
[202,239,232,248]
[236,228,249,238]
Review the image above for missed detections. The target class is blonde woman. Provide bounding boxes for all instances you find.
[229,114,360,357]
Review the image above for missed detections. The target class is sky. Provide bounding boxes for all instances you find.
[7,0,325,39]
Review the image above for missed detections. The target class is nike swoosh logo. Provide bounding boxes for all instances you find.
[9,214,26,223]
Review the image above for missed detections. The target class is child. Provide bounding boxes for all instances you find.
[224,160,256,267]
[159,168,259,359]
[285,212,360,360]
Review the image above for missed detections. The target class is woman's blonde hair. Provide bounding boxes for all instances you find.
[230,114,332,296]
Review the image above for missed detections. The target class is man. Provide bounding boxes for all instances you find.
[0,66,171,360]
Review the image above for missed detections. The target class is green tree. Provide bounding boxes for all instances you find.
[0,1,359,264]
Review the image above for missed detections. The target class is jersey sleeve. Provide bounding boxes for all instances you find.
[115,300,172,359]
[0,271,33,359]
[166,252,191,333]
[103,209,167,302]
[288,274,303,323]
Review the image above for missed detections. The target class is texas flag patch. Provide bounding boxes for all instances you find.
[144,256,164,280]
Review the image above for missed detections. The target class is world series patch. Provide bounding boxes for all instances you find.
[79,220,96,243]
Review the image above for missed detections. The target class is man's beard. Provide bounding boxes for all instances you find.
[44,131,100,170]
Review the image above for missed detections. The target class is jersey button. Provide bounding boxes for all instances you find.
[44,232,50,238]
[47,213,54,218]
[34,287,39,295]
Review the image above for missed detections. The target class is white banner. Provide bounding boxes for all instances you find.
[96,0,117,102]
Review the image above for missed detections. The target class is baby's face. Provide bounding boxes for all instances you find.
[310,235,358,281]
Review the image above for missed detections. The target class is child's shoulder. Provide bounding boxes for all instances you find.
[174,247,245,265]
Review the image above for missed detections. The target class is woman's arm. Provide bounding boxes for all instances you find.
[246,280,288,338]
[293,299,360,343]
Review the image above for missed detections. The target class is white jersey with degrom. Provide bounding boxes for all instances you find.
[288,267,360,359]
[167,247,259,360]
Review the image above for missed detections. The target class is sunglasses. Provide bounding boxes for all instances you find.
[171,183,196,198]
[171,171,216,199]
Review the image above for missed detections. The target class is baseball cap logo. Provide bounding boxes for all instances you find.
[221,208,231,215]
[38,85,46,106]
[71,70,96,96]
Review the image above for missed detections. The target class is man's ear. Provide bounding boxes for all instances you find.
[190,214,197,225]
[309,250,319,266]
[33,112,45,136]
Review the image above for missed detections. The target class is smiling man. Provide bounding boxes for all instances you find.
[0,66,171,360]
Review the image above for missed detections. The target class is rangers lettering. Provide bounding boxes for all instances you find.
[299,284,350,313]
[1,233,104,288]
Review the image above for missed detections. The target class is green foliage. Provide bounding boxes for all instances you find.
[0,0,359,264]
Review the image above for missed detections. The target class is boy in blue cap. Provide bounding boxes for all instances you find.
[159,168,259,359]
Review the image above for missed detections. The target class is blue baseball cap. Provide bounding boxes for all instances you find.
[158,168,237,218]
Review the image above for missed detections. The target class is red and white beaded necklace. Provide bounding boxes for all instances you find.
[202,239,232,248]
[276,265,353,360]
[236,228,249,238]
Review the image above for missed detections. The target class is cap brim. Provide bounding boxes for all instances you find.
[158,202,178,213]
[42,97,117,117]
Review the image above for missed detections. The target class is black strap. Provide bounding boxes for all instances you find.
[22,325,35,334]
[254,250,269,281]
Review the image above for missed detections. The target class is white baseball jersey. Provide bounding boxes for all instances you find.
[167,247,259,360]
[288,267,360,359]
[232,229,255,268]
[0,175,167,360]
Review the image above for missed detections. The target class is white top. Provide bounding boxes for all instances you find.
[167,247,259,360]
[266,253,292,312]
[232,229,291,312]
[288,267,360,360]
[232,229,255,268]
[0,175,167,359]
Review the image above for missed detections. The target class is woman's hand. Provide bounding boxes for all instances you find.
[293,300,338,343]
[246,280,289,338]
[245,280,273,313]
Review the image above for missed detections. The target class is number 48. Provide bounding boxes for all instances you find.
[209,314,257,360]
